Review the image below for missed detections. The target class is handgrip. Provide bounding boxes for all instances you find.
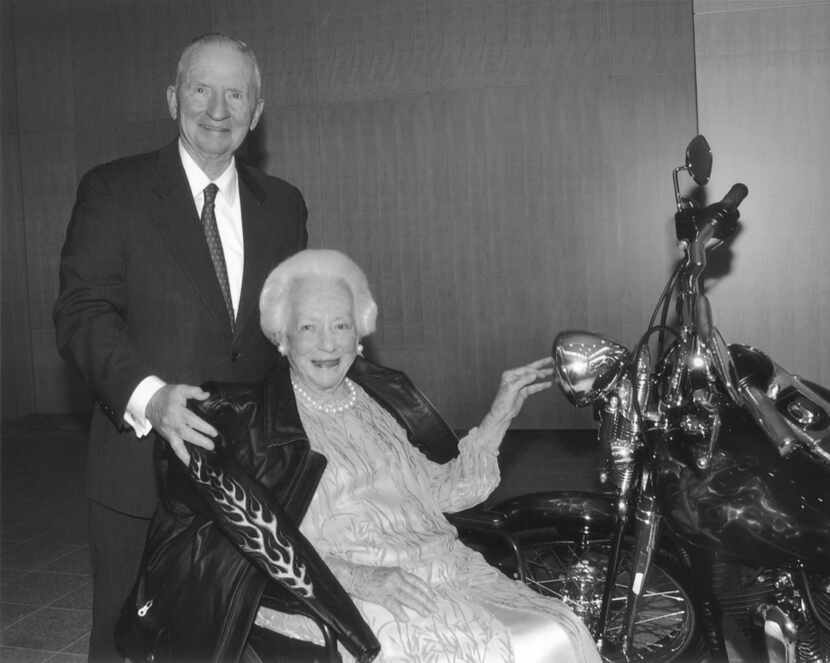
[701,182,749,241]
[675,183,748,243]
[739,382,798,456]
[720,183,749,212]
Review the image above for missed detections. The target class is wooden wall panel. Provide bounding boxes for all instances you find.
[4,0,698,429]
[259,0,698,427]
[694,0,830,386]
[2,0,36,420]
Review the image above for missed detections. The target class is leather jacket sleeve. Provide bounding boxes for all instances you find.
[184,389,380,662]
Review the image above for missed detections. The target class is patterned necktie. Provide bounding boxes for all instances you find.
[201,183,235,330]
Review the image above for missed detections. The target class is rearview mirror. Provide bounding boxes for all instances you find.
[686,134,712,186]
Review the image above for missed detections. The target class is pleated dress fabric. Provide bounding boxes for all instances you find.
[256,382,600,663]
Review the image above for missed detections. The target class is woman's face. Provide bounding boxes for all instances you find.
[283,276,359,397]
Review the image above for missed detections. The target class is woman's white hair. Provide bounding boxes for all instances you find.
[259,249,378,345]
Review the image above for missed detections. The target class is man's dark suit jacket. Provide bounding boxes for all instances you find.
[54,140,308,517]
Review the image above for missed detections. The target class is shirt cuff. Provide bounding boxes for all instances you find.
[123,376,166,438]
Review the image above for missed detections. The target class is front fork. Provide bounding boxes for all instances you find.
[621,484,662,658]
[594,468,662,659]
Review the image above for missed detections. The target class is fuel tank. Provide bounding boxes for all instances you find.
[658,405,830,571]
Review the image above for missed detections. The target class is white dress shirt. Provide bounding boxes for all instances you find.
[123,141,245,437]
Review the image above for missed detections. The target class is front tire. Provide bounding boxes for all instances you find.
[518,538,702,663]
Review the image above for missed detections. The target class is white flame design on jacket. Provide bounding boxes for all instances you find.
[190,454,314,597]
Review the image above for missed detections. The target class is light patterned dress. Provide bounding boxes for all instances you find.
[256,382,600,663]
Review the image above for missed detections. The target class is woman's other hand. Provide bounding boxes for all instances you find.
[480,356,554,435]
[342,564,433,621]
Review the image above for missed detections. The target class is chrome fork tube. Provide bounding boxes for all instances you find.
[595,491,630,652]
[621,490,662,658]
[595,397,638,652]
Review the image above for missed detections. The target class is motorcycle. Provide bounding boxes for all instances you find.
[450,136,830,662]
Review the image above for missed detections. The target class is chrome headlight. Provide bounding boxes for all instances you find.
[552,331,629,407]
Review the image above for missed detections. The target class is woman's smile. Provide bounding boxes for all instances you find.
[311,358,342,369]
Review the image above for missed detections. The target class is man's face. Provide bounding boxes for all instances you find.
[167,42,264,170]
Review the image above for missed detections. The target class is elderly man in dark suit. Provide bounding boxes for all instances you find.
[54,33,307,661]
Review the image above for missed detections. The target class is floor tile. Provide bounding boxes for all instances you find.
[0,603,37,628]
[0,528,43,548]
[44,654,86,663]
[0,530,39,547]
[60,631,89,656]
[0,646,51,662]
[38,507,88,547]
[0,567,25,588]
[44,549,90,576]
[1,536,80,573]
[50,583,92,611]
[40,523,87,549]
[1,573,88,607]
[1,607,91,651]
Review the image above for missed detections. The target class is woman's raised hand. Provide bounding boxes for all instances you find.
[481,356,554,433]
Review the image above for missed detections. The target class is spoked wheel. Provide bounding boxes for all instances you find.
[520,539,699,663]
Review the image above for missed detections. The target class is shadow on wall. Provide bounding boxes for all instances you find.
[240,120,268,171]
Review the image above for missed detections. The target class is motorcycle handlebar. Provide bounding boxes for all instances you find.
[676,182,748,244]
[697,183,749,243]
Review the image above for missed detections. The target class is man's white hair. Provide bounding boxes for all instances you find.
[175,33,263,99]
[259,249,378,345]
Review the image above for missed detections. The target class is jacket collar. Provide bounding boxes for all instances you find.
[263,359,306,443]
[264,357,460,463]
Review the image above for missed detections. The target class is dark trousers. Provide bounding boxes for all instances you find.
[88,500,151,663]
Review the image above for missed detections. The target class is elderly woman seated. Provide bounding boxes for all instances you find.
[117,249,600,663]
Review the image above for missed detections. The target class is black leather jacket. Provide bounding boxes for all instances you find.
[116,357,461,662]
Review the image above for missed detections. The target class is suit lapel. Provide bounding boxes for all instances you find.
[235,164,271,339]
[149,143,234,330]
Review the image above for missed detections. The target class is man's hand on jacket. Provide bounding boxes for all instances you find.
[146,384,217,464]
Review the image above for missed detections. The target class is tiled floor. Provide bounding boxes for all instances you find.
[2,415,92,662]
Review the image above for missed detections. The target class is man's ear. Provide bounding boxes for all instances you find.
[166,85,178,120]
[249,98,265,131]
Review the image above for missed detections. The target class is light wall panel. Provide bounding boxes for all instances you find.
[694,0,830,385]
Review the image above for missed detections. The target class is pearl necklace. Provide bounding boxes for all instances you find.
[291,376,357,414]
